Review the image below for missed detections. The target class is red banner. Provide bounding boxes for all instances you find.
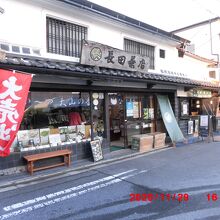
[0,69,32,157]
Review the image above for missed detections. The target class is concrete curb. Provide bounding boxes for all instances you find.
[0,146,172,190]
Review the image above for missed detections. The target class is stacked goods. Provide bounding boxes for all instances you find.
[149,132,166,148]
[131,134,153,152]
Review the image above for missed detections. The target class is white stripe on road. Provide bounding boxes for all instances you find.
[3,169,137,212]
[0,170,147,220]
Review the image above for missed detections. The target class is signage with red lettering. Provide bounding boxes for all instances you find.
[0,69,32,157]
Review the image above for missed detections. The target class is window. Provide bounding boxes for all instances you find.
[46,17,87,57]
[124,39,155,69]
[12,46,20,53]
[22,47,30,54]
[16,91,92,150]
[0,44,9,51]
[159,49,165,58]
[209,71,216,78]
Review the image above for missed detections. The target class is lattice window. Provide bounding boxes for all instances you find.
[46,17,87,57]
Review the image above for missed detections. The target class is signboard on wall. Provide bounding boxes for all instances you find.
[177,89,212,98]
[181,100,189,116]
[80,40,150,73]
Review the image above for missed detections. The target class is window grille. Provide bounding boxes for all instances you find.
[46,17,87,57]
[159,49,165,58]
[124,39,155,69]
[209,71,216,78]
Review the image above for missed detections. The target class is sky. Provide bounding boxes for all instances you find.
[90,0,220,32]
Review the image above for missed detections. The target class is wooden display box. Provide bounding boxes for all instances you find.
[131,134,153,152]
[148,132,166,148]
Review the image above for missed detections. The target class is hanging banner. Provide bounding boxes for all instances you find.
[0,69,32,157]
[157,95,184,143]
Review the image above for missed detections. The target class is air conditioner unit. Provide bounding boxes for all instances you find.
[186,44,195,54]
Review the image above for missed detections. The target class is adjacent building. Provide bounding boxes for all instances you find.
[171,17,220,81]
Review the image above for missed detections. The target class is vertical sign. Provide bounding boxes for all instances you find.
[126,101,133,117]
[199,115,209,137]
[133,102,139,118]
[0,69,32,157]
[188,120,194,134]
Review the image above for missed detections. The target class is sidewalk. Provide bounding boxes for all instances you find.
[2,133,219,190]
[0,146,172,190]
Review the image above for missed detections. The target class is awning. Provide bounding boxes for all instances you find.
[157,95,184,143]
[0,54,219,90]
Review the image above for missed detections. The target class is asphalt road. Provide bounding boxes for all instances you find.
[1,142,220,220]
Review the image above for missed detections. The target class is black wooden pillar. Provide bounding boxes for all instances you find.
[104,92,110,142]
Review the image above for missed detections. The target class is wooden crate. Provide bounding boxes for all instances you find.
[148,132,166,148]
[131,134,153,152]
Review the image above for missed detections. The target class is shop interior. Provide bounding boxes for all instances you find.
[14,90,168,152]
[108,93,157,151]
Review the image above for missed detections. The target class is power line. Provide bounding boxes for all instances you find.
[191,0,220,17]
[187,24,208,41]
[194,34,219,50]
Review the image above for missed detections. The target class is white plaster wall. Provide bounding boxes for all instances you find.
[0,0,214,82]
[0,0,43,48]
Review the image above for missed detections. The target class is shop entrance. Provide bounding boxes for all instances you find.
[108,93,154,151]
[108,93,155,151]
[109,93,126,151]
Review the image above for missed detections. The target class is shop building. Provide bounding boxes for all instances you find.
[0,0,219,170]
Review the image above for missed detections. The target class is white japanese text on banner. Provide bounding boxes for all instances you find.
[0,69,32,157]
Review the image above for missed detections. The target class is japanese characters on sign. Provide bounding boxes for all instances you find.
[0,69,32,157]
[188,89,212,98]
[90,139,103,162]
[80,41,150,73]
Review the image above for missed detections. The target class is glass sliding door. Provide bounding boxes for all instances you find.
[108,93,156,150]
[109,93,125,150]
[124,95,142,146]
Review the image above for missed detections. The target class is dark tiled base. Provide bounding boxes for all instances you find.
[0,139,109,170]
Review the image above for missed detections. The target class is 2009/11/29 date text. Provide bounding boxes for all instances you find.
[130,193,220,202]
[130,193,189,202]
